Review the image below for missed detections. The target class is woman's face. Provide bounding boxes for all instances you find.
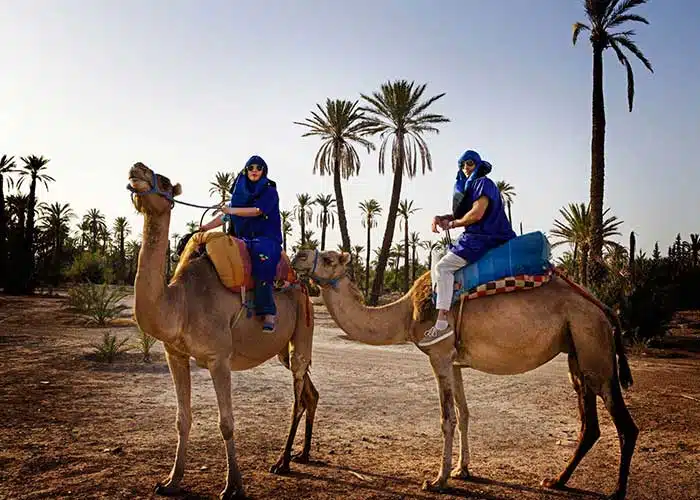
[461,159,477,176]
[246,163,264,182]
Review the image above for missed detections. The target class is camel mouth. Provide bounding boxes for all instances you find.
[128,176,152,193]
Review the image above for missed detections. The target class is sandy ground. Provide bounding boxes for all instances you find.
[0,293,699,500]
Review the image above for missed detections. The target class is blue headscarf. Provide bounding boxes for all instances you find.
[229,155,271,207]
[452,149,493,218]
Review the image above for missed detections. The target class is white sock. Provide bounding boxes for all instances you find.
[435,319,449,330]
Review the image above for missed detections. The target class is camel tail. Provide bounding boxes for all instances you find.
[553,268,633,390]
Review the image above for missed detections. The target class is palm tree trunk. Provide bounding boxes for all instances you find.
[283,233,287,253]
[300,214,306,248]
[579,243,589,287]
[320,212,327,251]
[0,176,7,288]
[573,242,579,282]
[21,176,39,292]
[403,221,409,293]
[365,225,371,296]
[507,201,512,225]
[588,44,606,286]
[333,149,352,253]
[369,135,404,305]
[411,244,417,283]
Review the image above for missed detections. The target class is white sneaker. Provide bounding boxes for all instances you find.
[418,324,454,347]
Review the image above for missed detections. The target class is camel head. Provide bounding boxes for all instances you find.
[128,162,182,215]
[292,249,351,286]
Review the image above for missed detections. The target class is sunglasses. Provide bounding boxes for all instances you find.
[462,159,475,168]
[246,164,264,172]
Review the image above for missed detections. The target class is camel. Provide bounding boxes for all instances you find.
[291,249,638,500]
[127,162,318,500]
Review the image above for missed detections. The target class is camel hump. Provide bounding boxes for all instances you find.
[170,231,296,292]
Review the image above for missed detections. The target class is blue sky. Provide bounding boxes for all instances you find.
[2,0,698,259]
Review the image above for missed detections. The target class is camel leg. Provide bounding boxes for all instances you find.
[542,352,600,489]
[155,350,192,496]
[450,366,471,480]
[422,349,458,492]
[292,374,319,463]
[209,358,245,500]
[600,376,638,500]
[270,345,314,474]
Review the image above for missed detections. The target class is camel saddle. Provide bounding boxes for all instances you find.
[171,231,297,293]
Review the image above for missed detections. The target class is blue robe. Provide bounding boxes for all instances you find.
[224,155,282,316]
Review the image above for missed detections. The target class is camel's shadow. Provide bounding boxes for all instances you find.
[277,461,605,500]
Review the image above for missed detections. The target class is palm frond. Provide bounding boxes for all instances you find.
[572,22,591,45]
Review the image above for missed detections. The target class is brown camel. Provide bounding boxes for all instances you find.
[128,162,318,500]
[291,249,638,500]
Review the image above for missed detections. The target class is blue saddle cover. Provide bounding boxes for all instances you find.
[449,231,552,304]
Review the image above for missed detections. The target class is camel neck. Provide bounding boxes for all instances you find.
[133,211,176,342]
[322,278,412,345]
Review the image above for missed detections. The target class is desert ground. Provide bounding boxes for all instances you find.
[0,293,698,500]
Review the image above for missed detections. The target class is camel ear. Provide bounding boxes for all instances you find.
[173,183,182,197]
[339,251,351,266]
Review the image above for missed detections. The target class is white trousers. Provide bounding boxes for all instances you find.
[431,251,468,311]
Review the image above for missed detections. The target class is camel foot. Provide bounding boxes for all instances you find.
[540,477,565,490]
[422,478,449,493]
[220,486,247,500]
[291,451,310,464]
[154,481,181,496]
[607,490,626,500]
[450,466,471,480]
[269,457,291,475]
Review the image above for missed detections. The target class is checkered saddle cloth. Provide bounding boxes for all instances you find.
[452,268,553,304]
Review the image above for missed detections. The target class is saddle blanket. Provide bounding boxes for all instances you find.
[171,231,297,293]
[455,268,553,304]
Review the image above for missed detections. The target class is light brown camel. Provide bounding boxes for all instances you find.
[128,162,318,500]
[291,249,638,500]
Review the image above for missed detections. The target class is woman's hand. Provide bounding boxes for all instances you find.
[218,202,232,215]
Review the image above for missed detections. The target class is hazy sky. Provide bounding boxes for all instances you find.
[2,0,698,259]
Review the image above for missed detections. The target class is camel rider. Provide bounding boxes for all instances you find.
[199,155,283,332]
[420,149,516,347]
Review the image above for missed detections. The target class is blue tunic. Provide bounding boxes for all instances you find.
[450,176,516,262]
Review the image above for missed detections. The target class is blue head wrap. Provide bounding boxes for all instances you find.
[229,155,271,207]
[452,149,493,217]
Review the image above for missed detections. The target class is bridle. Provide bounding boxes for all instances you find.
[305,249,343,289]
[126,169,220,226]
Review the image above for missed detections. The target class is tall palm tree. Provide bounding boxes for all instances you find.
[38,202,74,282]
[351,244,364,282]
[409,231,421,283]
[294,98,375,253]
[209,171,234,233]
[359,199,382,296]
[573,0,653,284]
[280,210,294,253]
[313,194,336,251]
[5,194,30,233]
[420,239,441,271]
[294,193,313,248]
[550,202,623,286]
[495,180,516,225]
[0,154,17,287]
[397,199,420,292]
[82,208,107,253]
[185,221,199,233]
[360,79,449,304]
[113,217,131,282]
[684,233,700,268]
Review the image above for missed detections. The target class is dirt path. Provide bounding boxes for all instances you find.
[1,295,699,499]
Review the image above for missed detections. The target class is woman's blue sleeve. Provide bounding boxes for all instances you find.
[255,188,279,215]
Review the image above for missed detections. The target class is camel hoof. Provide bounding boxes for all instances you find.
[422,478,448,493]
[269,460,290,475]
[540,477,564,489]
[220,486,247,500]
[291,451,310,464]
[607,491,626,500]
[450,467,471,480]
[154,481,181,496]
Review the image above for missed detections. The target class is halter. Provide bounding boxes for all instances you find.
[126,170,219,210]
[306,249,342,289]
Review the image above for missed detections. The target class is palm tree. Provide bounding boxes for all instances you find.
[409,231,421,283]
[126,240,141,283]
[351,244,364,282]
[397,199,420,292]
[185,220,199,233]
[313,194,336,251]
[294,193,313,248]
[280,210,294,253]
[0,154,17,287]
[294,98,374,253]
[113,217,131,282]
[420,239,441,271]
[684,233,700,268]
[5,194,30,233]
[209,171,234,233]
[38,202,74,282]
[573,0,653,284]
[550,202,623,286]
[495,180,516,225]
[82,209,107,253]
[359,199,382,297]
[360,79,449,304]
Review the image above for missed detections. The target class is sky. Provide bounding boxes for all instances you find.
[2,0,699,261]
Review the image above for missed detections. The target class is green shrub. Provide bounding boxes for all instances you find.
[133,327,158,362]
[68,282,130,326]
[65,252,114,284]
[92,332,131,363]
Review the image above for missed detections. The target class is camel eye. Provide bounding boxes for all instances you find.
[323,257,333,266]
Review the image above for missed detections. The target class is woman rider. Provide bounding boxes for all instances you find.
[199,155,282,332]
